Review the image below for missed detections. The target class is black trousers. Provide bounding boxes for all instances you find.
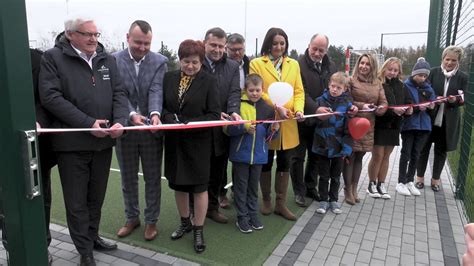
[399,130,430,184]
[290,124,318,196]
[57,148,112,255]
[316,154,343,202]
[417,123,448,180]
[208,153,228,211]
[38,134,57,246]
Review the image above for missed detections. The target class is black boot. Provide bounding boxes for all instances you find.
[193,225,206,253]
[171,217,192,240]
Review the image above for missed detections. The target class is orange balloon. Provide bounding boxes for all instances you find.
[348,117,371,140]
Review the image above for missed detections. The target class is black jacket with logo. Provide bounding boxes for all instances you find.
[39,32,129,151]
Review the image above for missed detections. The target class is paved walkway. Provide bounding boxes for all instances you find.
[0,146,468,265]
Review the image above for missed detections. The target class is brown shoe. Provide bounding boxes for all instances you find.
[116,220,140,238]
[206,210,228,224]
[219,195,230,209]
[144,224,158,241]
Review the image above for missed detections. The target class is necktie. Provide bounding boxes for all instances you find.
[210,62,216,73]
[315,62,321,72]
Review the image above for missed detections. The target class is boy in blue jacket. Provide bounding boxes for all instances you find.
[309,72,356,214]
[224,74,280,233]
[397,58,436,197]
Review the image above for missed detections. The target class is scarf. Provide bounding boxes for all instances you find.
[178,72,194,109]
[434,64,459,127]
[269,54,283,80]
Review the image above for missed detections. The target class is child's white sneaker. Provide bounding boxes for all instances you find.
[407,182,421,196]
[396,183,411,196]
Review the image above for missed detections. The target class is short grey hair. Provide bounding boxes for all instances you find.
[64,16,95,35]
[227,33,245,44]
[309,34,329,48]
[442,45,464,61]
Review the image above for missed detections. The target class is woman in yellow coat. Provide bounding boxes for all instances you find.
[249,27,305,220]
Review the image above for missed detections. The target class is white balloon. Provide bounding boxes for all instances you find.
[268,82,293,106]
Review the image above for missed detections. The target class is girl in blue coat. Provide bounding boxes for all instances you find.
[224,74,279,233]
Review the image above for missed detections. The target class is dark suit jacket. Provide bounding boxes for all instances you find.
[429,66,468,151]
[202,54,241,156]
[113,49,168,117]
[162,70,221,185]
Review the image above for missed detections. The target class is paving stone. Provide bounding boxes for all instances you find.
[51,258,76,266]
[429,248,444,262]
[385,256,400,265]
[272,243,290,256]
[415,251,430,264]
[325,255,341,265]
[132,247,156,258]
[313,247,330,260]
[370,258,385,266]
[371,247,386,261]
[151,253,179,264]
[334,235,350,246]
[349,233,364,244]
[111,258,139,265]
[53,250,77,261]
[356,250,371,263]
[401,243,415,256]
[289,241,307,253]
[360,239,374,251]
[305,239,320,251]
[400,254,415,265]
[296,249,314,263]
[345,242,360,255]
[263,255,282,266]
[319,236,336,249]
[56,242,76,252]
[340,252,357,266]
[329,244,345,257]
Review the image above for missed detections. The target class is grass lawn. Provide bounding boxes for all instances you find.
[50,151,307,265]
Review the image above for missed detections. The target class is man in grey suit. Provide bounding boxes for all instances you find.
[114,20,168,241]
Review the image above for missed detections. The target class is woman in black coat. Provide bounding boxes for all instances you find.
[367,57,413,199]
[162,39,220,253]
[416,45,468,192]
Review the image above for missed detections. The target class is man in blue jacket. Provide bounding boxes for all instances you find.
[39,17,128,266]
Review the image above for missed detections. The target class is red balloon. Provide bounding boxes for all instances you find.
[348,117,371,140]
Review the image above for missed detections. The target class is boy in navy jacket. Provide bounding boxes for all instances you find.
[224,74,279,233]
[309,72,356,214]
[397,58,436,197]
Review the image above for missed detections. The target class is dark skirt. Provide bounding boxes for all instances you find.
[374,128,400,146]
[168,182,208,193]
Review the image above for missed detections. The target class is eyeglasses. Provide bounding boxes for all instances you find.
[227,47,244,53]
[75,30,101,38]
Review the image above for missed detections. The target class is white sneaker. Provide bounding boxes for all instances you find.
[407,182,421,196]
[377,183,391,199]
[366,181,381,198]
[396,183,411,196]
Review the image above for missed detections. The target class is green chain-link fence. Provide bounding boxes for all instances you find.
[426,0,474,220]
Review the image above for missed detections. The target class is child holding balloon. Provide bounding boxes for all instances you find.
[224,74,280,233]
[307,72,357,214]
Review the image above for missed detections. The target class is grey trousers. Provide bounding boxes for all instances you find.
[232,162,262,219]
[116,131,163,224]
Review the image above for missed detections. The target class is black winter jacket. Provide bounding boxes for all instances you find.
[375,78,413,130]
[39,32,129,151]
[298,49,337,115]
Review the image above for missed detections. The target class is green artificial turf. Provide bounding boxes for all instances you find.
[50,152,306,265]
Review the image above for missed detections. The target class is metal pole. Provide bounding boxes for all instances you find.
[380,34,384,54]
[255,37,258,58]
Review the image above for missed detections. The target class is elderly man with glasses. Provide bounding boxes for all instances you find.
[39,16,129,266]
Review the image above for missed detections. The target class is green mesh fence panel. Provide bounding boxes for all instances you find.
[428,0,474,221]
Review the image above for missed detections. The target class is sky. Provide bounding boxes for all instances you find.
[25,0,430,55]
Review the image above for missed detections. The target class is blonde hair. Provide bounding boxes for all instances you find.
[330,72,350,89]
[378,57,403,83]
[352,53,379,84]
[442,45,464,61]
